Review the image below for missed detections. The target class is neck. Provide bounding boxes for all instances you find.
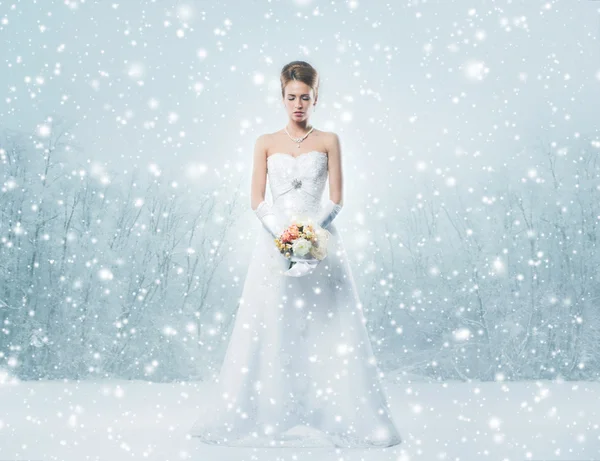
[286,121,312,136]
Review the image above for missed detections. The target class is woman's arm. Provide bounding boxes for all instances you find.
[326,132,344,206]
[316,132,344,229]
[250,134,285,239]
[250,134,269,211]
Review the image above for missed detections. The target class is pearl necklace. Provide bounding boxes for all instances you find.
[284,125,315,148]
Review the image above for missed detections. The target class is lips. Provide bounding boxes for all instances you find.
[294,112,303,115]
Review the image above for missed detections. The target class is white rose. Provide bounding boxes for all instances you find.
[309,245,326,261]
[292,238,312,257]
[309,228,330,260]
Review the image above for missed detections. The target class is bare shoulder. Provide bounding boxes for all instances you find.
[255,131,280,149]
[324,131,341,156]
[325,131,341,145]
[255,132,271,145]
[254,133,273,152]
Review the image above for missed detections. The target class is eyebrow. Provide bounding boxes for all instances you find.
[287,93,310,96]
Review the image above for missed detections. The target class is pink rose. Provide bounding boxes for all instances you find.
[288,224,300,239]
[280,230,293,243]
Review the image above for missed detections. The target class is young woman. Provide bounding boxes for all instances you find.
[190,61,402,448]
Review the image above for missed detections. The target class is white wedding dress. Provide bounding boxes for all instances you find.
[189,150,402,448]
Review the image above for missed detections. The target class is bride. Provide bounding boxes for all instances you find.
[189,61,403,448]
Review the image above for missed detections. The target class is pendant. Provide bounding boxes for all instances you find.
[297,143,300,148]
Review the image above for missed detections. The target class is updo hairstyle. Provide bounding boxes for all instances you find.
[280,61,320,100]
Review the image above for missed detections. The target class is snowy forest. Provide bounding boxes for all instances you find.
[1,0,599,386]
[3,1,600,459]
[1,120,599,383]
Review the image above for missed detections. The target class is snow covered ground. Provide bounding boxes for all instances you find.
[0,372,598,461]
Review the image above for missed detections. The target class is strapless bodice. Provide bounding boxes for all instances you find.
[267,150,328,219]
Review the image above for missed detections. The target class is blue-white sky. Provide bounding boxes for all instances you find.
[1,0,599,196]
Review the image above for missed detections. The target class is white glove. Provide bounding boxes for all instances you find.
[317,199,343,229]
[253,200,285,240]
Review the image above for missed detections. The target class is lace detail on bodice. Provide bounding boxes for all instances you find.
[267,151,328,219]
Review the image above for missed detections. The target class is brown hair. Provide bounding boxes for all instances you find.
[280,61,319,100]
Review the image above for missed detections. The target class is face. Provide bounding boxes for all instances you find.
[283,80,317,122]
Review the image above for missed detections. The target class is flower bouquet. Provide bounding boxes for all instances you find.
[275,218,330,274]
